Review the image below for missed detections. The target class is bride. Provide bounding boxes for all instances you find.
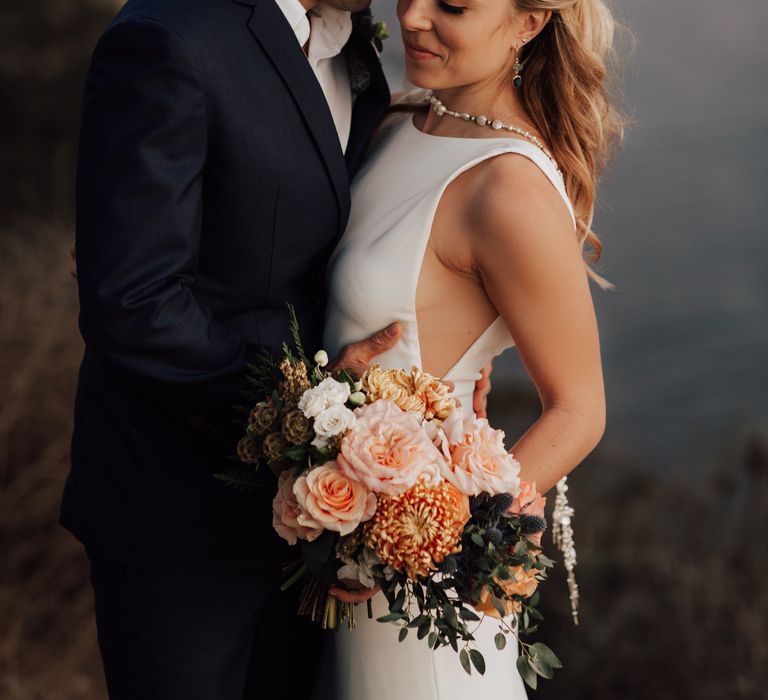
[321,0,622,697]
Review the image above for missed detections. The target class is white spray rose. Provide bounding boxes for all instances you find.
[311,404,356,448]
[298,377,351,418]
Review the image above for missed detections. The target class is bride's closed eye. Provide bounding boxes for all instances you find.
[437,1,466,15]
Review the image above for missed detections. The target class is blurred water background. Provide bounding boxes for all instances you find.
[1,0,766,698]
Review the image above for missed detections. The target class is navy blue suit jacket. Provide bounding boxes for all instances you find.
[61,0,390,571]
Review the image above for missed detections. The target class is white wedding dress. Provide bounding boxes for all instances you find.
[321,106,575,700]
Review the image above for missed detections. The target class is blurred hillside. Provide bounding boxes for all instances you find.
[0,0,115,221]
[1,0,767,699]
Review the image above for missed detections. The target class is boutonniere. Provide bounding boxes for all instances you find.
[355,10,390,55]
[370,20,390,54]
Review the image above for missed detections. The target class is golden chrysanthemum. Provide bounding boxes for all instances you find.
[365,480,465,581]
[362,365,456,421]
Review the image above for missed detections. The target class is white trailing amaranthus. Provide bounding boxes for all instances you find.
[552,476,580,625]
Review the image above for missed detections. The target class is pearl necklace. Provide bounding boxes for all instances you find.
[425,91,559,170]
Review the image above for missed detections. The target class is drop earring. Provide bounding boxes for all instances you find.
[512,37,527,88]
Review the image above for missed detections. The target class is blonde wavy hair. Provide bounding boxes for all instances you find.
[516,0,626,288]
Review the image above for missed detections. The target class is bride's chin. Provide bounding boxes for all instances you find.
[403,69,440,91]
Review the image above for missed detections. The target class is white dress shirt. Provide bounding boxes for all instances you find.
[273,0,353,151]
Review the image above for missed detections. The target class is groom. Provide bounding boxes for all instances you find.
[62,0,492,697]
[60,0,395,698]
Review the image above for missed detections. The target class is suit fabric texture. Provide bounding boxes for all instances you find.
[60,0,389,696]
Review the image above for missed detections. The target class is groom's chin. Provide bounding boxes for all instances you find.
[326,0,372,12]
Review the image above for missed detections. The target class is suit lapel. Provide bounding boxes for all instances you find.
[344,24,391,177]
[244,0,351,230]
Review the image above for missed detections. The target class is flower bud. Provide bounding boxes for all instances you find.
[314,350,329,367]
[348,391,366,407]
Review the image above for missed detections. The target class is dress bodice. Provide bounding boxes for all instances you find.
[324,108,576,412]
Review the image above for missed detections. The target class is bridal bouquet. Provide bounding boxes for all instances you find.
[217,307,562,687]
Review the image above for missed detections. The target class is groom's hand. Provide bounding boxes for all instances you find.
[328,322,402,379]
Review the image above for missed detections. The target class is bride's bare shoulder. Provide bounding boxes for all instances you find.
[451,153,580,284]
[464,153,574,245]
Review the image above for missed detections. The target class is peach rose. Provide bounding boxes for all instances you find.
[509,480,546,545]
[436,411,521,496]
[509,480,546,518]
[473,566,540,618]
[338,399,444,496]
[272,470,322,545]
[293,461,377,536]
[444,481,471,529]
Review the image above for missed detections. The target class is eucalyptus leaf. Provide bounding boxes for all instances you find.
[459,649,471,675]
[443,604,458,629]
[417,621,431,640]
[459,608,480,622]
[528,654,554,679]
[531,643,563,669]
[517,656,538,690]
[376,612,405,623]
[494,632,507,650]
[407,614,430,629]
[469,649,486,675]
[398,627,408,642]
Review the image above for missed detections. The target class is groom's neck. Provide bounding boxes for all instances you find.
[298,0,319,11]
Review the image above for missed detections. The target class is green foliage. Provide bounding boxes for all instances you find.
[301,530,337,577]
[286,303,309,366]
[212,467,263,494]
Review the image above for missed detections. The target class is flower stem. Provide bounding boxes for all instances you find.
[280,562,308,591]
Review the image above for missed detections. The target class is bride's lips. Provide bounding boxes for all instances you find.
[404,40,441,62]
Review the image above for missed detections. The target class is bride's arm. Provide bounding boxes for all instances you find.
[469,154,606,495]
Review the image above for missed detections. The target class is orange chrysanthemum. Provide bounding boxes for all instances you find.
[365,480,465,581]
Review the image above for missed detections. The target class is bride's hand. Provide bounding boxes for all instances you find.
[473,361,493,418]
[328,323,402,378]
[328,579,381,604]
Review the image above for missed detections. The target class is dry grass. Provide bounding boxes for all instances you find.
[0,223,106,700]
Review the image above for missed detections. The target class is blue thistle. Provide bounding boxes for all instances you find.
[489,493,515,514]
[519,514,547,535]
[485,527,504,547]
[470,493,490,511]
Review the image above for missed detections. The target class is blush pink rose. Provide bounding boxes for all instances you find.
[293,461,377,536]
[509,479,547,545]
[337,399,444,497]
[509,480,546,518]
[272,470,322,545]
[437,411,521,496]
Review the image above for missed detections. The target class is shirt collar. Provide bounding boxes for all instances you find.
[272,0,352,64]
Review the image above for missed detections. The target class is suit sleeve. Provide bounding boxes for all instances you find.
[75,19,259,423]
